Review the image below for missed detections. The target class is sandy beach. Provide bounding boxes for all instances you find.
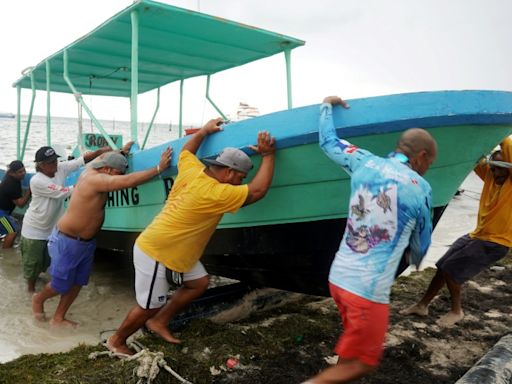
[2,172,511,383]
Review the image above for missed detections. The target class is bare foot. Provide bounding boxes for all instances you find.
[145,320,182,344]
[33,312,46,322]
[49,318,79,328]
[400,303,429,317]
[32,293,46,321]
[436,311,464,327]
[106,336,133,357]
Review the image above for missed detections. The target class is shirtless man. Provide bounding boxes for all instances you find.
[32,147,172,326]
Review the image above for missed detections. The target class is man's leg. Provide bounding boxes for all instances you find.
[306,358,374,383]
[108,305,160,355]
[27,279,37,293]
[21,237,37,293]
[401,269,446,316]
[146,276,209,343]
[436,272,464,327]
[50,285,82,327]
[32,282,59,321]
[0,216,17,249]
[2,232,16,248]
[307,284,386,383]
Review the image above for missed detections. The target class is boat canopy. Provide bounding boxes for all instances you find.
[12,0,304,97]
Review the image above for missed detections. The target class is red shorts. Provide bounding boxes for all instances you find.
[329,283,389,367]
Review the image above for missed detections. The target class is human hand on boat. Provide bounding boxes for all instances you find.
[322,96,350,109]
[158,147,172,172]
[121,141,135,155]
[202,118,225,135]
[249,131,276,156]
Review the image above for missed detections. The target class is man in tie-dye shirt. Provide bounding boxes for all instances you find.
[306,96,437,384]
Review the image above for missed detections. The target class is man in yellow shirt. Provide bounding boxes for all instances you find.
[402,136,512,327]
[108,117,276,354]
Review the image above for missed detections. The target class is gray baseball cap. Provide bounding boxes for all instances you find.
[91,152,128,173]
[204,147,253,174]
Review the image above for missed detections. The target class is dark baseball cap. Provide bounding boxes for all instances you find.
[34,146,60,163]
[8,160,25,172]
[204,147,253,174]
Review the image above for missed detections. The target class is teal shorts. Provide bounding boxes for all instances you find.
[21,236,50,281]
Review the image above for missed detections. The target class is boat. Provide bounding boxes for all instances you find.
[0,112,15,119]
[233,102,260,121]
[11,0,512,296]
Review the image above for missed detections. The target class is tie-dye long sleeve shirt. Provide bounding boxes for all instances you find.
[319,103,432,304]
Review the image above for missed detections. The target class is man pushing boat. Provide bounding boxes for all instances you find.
[306,96,437,383]
[22,143,133,293]
[31,147,172,327]
[402,136,512,327]
[0,160,31,248]
[107,117,276,355]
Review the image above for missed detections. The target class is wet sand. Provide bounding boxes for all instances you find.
[0,173,483,364]
[0,251,135,363]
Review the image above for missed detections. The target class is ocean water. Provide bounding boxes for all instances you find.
[0,115,183,171]
[0,115,484,362]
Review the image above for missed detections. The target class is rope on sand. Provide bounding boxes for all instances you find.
[88,341,193,384]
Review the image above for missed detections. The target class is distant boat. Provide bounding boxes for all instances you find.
[235,102,260,121]
[11,0,512,296]
[0,112,15,119]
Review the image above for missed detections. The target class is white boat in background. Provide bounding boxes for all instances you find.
[235,102,260,121]
[0,112,15,119]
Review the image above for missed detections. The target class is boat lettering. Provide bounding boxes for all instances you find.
[162,177,174,196]
[84,133,121,148]
[106,187,140,207]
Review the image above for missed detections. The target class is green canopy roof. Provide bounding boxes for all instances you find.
[13,0,304,97]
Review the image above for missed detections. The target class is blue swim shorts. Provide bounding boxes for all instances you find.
[48,228,97,294]
[0,210,18,235]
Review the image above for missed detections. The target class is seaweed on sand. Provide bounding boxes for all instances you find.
[1,254,510,384]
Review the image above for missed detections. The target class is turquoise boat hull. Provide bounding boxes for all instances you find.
[75,90,512,295]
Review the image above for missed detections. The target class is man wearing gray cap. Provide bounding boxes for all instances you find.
[108,117,275,355]
[22,143,132,293]
[32,147,172,327]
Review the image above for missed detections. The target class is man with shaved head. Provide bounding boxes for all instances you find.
[305,96,436,384]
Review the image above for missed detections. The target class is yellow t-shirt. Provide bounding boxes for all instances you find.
[470,136,512,247]
[136,150,249,272]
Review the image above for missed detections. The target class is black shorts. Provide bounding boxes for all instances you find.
[436,234,509,284]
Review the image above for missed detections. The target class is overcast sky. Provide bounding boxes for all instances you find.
[1,0,511,125]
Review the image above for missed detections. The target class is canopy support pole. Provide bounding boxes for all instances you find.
[63,50,118,150]
[16,85,21,160]
[46,61,52,146]
[179,79,184,138]
[130,9,139,144]
[284,48,293,109]
[77,102,84,154]
[206,75,227,121]
[141,88,160,149]
[20,72,36,162]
